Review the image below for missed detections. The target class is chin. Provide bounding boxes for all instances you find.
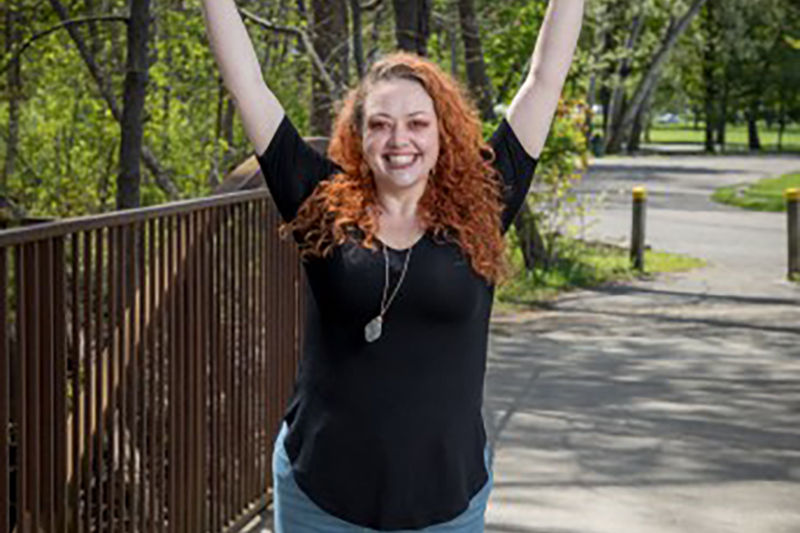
[381,172,427,190]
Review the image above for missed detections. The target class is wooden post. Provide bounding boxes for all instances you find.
[631,187,647,271]
[787,188,799,280]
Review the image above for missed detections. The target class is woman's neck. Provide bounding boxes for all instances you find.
[375,183,426,219]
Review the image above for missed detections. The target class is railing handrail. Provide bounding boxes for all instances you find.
[0,189,268,248]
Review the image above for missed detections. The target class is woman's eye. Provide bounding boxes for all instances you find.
[369,121,388,131]
[410,120,428,129]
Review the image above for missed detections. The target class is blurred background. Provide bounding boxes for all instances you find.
[0,0,797,217]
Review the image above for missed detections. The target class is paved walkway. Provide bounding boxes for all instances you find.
[483,154,800,533]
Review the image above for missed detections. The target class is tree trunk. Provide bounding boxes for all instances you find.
[2,0,22,191]
[368,0,387,64]
[222,96,236,171]
[457,0,495,121]
[392,0,431,56]
[585,1,613,145]
[310,0,349,136]
[349,0,365,79]
[747,102,761,152]
[605,0,708,154]
[605,8,645,148]
[211,81,225,188]
[117,0,152,209]
[513,203,548,272]
[628,76,657,153]
[702,0,717,153]
[777,92,786,152]
[716,64,728,149]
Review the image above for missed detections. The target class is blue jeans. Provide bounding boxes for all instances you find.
[272,423,493,532]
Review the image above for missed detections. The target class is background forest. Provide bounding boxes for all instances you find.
[0,0,798,224]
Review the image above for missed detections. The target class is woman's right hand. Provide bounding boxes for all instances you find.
[200,0,285,156]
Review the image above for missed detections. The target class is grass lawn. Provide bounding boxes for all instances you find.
[646,122,800,152]
[494,238,706,312]
[712,172,800,212]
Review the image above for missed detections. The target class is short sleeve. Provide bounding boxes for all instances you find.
[489,119,539,233]
[256,115,340,223]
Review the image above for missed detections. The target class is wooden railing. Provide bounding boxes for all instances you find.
[0,190,303,533]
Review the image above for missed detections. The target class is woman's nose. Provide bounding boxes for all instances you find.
[388,124,411,147]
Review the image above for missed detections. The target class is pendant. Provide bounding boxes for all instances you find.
[365,316,383,343]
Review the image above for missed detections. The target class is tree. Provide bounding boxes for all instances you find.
[47,0,179,200]
[309,0,349,136]
[392,0,431,56]
[2,0,22,192]
[457,0,495,121]
[700,0,719,152]
[117,0,152,209]
[603,2,645,153]
[604,0,708,154]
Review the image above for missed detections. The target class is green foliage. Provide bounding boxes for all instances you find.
[0,0,317,217]
[524,98,591,270]
[496,236,706,307]
[712,172,800,212]
[481,1,545,103]
[2,0,795,224]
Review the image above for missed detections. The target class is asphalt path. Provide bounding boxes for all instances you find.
[484,154,800,533]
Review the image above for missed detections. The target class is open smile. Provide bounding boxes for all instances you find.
[383,154,421,169]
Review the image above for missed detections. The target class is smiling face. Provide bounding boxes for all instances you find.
[361,78,440,196]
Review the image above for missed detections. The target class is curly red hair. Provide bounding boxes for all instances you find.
[283,52,508,284]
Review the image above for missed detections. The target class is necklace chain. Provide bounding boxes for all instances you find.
[364,243,413,343]
[380,244,412,317]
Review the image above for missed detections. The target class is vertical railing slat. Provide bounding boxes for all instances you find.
[254,201,263,494]
[54,237,68,533]
[137,221,146,533]
[211,208,221,533]
[242,202,255,503]
[122,223,133,533]
[82,232,94,533]
[176,214,185,533]
[0,247,8,533]
[14,245,28,533]
[200,209,210,532]
[147,218,157,533]
[40,239,55,533]
[224,205,233,524]
[96,229,106,533]
[26,242,40,533]
[69,233,82,533]
[185,212,196,533]
[167,215,177,533]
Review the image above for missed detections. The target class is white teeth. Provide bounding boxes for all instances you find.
[387,155,416,166]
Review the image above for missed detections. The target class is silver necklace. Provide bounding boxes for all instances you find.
[364,244,413,343]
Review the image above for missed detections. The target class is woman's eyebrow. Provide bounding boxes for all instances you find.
[366,110,431,121]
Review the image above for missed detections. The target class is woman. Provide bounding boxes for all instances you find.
[202,1,584,531]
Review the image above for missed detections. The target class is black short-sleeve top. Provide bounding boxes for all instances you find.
[257,115,538,531]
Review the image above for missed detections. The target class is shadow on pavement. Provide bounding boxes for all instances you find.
[483,285,800,531]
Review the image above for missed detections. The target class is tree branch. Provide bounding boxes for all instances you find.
[0,15,129,77]
[238,7,342,99]
[361,0,383,12]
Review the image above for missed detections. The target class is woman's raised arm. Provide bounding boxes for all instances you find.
[201,0,284,156]
[506,0,585,159]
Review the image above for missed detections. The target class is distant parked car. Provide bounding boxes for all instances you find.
[656,113,680,124]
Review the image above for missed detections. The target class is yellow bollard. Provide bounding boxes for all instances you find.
[787,188,799,279]
[631,187,647,271]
